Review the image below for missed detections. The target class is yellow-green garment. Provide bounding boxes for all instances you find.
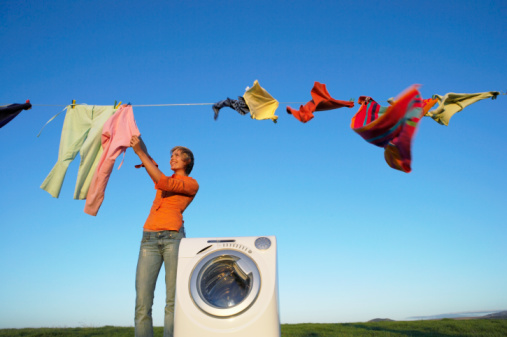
[41,105,117,199]
[425,91,500,126]
[243,80,279,122]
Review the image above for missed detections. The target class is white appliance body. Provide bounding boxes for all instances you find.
[174,236,280,337]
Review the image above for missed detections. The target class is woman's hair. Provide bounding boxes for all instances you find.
[171,146,194,175]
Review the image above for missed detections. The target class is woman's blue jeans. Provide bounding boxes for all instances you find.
[135,229,185,337]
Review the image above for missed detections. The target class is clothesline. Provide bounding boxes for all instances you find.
[7,92,506,108]
[29,99,305,137]
[2,84,504,218]
[18,102,308,107]
[3,90,506,108]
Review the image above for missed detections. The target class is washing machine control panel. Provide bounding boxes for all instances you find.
[205,237,272,252]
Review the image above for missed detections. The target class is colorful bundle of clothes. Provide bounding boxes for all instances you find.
[17,81,500,216]
[351,85,438,173]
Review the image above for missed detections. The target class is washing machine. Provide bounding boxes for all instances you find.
[174,236,280,337]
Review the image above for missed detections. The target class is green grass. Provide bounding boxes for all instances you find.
[1,319,506,337]
[282,319,507,336]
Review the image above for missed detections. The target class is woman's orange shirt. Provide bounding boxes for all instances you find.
[143,174,199,231]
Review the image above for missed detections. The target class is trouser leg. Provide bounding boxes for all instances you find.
[40,106,92,198]
[135,235,163,337]
[74,106,116,199]
[162,232,183,337]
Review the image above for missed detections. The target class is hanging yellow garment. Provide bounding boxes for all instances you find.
[243,80,279,122]
[425,91,500,126]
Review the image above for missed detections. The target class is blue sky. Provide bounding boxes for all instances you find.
[1,0,506,328]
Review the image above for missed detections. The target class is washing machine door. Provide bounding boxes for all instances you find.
[190,249,261,317]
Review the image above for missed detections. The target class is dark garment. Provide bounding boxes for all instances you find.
[0,101,32,128]
[212,96,250,120]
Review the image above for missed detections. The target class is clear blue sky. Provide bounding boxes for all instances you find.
[1,0,506,328]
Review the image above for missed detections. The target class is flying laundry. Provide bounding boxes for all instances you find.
[286,82,354,123]
[40,104,118,199]
[212,96,249,120]
[212,80,279,122]
[351,85,437,173]
[424,91,500,126]
[0,100,32,128]
[84,104,141,216]
[243,80,279,123]
[384,97,438,172]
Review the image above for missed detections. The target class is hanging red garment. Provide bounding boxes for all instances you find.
[286,82,354,123]
[383,97,438,172]
[351,85,438,173]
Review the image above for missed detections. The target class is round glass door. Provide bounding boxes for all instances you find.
[190,249,261,317]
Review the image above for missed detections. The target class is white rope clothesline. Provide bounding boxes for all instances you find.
[5,90,506,108]
[27,102,307,107]
[31,101,306,137]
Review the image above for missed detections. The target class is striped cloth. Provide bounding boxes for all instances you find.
[351,85,436,173]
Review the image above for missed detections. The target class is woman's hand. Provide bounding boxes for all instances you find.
[130,135,145,155]
[130,135,162,183]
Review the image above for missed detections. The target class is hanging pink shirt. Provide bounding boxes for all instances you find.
[84,105,140,216]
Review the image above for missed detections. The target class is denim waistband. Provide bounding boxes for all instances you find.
[142,230,179,239]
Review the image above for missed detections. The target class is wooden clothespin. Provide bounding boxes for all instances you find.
[71,99,76,109]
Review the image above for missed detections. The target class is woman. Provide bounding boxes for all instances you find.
[130,135,199,337]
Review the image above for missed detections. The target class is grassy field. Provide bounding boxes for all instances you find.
[1,319,507,337]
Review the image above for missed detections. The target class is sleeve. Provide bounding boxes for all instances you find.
[155,174,199,196]
[135,156,158,169]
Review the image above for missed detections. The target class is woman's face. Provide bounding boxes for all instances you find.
[170,149,187,174]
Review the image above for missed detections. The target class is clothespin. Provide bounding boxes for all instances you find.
[114,100,122,108]
[358,96,372,105]
[71,99,76,109]
[26,99,32,110]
